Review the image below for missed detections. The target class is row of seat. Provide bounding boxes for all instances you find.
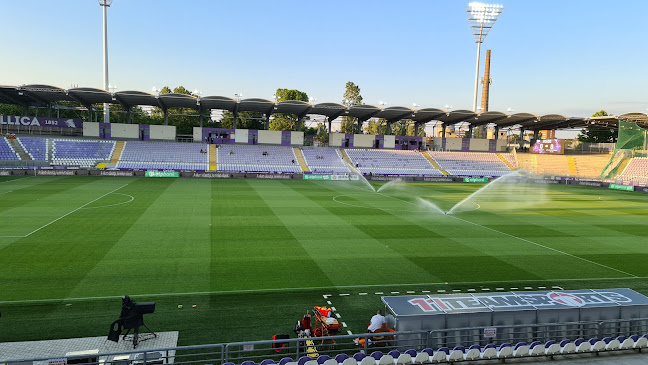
[229,334,648,365]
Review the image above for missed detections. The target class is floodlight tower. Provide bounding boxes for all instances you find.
[466,2,502,113]
[99,0,113,123]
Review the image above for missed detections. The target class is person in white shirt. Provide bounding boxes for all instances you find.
[368,309,387,332]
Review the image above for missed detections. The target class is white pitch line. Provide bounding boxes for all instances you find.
[323,295,331,298]
[391,291,400,294]
[375,292,384,295]
[347,330,353,335]
[496,288,505,290]
[467,289,476,292]
[19,183,131,238]
[452,289,461,292]
[342,322,347,328]
[335,313,341,318]
[450,215,638,278]
[359,293,367,296]
[511,287,519,290]
[331,307,336,311]
[481,288,490,291]
[422,290,430,293]
[524,287,533,290]
[326,301,332,304]
[340,293,350,296]
[538,286,547,289]
[406,291,415,294]
[3,277,646,305]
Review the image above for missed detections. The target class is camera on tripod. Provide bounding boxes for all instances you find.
[108,296,157,348]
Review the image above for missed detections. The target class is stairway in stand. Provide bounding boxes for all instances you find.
[209,144,217,171]
[9,139,30,160]
[110,141,125,164]
[293,148,309,172]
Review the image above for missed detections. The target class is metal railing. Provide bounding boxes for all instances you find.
[4,318,648,365]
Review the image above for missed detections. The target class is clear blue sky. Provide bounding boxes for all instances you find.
[0,0,646,119]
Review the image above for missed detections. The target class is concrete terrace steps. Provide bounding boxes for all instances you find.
[567,156,578,176]
[572,154,613,179]
[209,144,217,171]
[293,148,309,172]
[8,139,30,160]
[340,149,361,174]
[423,151,449,175]
[110,141,125,164]
[496,153,516,170]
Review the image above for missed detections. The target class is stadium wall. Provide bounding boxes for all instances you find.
[257,130,282,144]
[236,129,249,144]
[290,131,304,146]
[329,133,397,149]
[110,123,139,139]
[83,122,99,137]
[384,135,396,148]
[149,125,175,140]
[433,137,506,152]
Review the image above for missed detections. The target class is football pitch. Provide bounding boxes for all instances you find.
[1,175,647,346]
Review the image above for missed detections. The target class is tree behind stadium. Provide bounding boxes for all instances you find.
[270,88,309,131]
[578,110,618,143]
[340,82,363,134]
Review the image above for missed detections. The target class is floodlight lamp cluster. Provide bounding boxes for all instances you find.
[466,2,503,43]
[98,0,113,6]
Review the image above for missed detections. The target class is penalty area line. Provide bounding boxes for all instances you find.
[450,215,639,278]
[2,182,132,238]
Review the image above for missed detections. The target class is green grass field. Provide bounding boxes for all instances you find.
[1,175,647,346]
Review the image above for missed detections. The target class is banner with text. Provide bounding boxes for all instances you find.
[609,183,634,192]
[0,115,83,128]
[145,171,179,178]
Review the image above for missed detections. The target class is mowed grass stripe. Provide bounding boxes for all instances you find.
[0,176,101,236]
[304,181,544,283]
[263,180,443,285]
[66,178,213,298]
[210,179,335,290]
[0,177,144,301]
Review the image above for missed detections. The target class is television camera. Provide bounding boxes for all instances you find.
[108,296,157,348]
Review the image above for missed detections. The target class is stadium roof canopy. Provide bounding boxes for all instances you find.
[0,83,632,130]
[586,113,648,129]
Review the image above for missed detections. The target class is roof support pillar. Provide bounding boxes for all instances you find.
[233,104,239,130]
[126,106,132,124]
[441,123,447,138]
[494,126,500,140]
[519,128,525,150]
[164,109,169,126]
[265,112,271,130]
[199,112,204,128]
[47,103,52,117]
[468,125,474,138]
[327,117,332,135]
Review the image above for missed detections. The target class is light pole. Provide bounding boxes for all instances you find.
[466,2,502,113]
[99,0,113,123]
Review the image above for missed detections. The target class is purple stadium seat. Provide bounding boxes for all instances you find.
[260,359,275,365]
[278,358,294,365]
[334,354,349,363]
[241,361,256,365]
[370,351,383,360]
[353,353,366,362]
[297,356,311,365]
[421,348,433,356]
[387,350,400,358]
[404,350,417,358]
[316,355,330,364]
